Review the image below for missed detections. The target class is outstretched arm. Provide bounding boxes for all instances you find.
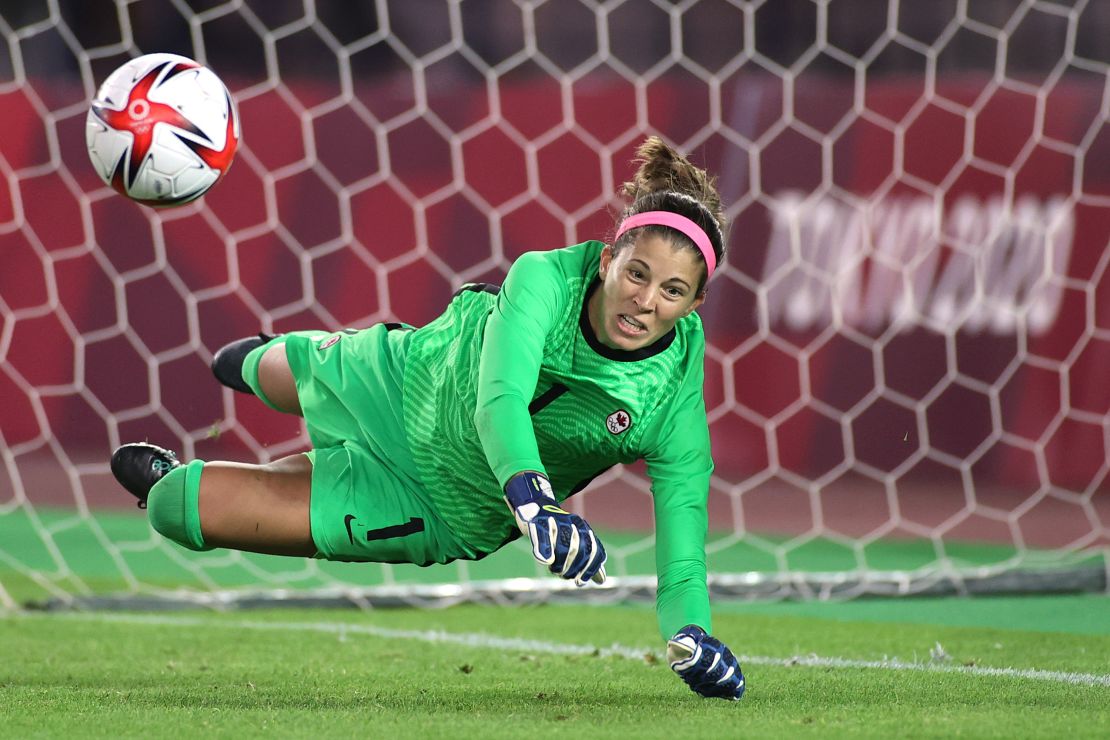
[643,353,744,700]
[643,356,714,639]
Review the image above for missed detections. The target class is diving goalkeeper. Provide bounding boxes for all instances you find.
[110,136,745,701]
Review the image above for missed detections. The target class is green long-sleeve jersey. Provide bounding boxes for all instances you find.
[402,240,713,639]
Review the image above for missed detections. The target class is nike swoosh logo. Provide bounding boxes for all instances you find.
[343,514,357,544]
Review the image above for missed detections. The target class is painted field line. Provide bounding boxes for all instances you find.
[23,611,1110,688]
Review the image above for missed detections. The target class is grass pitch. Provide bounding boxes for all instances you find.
[3,596,1109,738]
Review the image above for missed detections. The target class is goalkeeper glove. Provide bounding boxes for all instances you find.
[504,471,607,586]
[667,625,746,701]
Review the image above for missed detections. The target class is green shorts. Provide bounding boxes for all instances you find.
[243,325,473,566]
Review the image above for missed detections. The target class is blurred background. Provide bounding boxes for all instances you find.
[1,0,1108,606]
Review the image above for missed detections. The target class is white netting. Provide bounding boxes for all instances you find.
[1,0,1108,610]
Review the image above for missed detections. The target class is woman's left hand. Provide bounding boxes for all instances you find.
[667,625,745,700]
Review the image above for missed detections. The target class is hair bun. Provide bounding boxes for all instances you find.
[619,136,725,233]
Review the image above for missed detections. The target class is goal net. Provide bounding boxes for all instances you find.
[1,0,1108,611]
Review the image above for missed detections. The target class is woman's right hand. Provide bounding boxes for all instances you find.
[504,471,607,586]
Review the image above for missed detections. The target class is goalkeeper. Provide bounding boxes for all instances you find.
[111,136,744,701]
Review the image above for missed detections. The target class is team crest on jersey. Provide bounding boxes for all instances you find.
[318,335,341,350]
[606,409,631,435]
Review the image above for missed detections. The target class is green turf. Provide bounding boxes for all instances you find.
[713,593,1110,635]
[3,601,1109,738]
[5,507,1109,735]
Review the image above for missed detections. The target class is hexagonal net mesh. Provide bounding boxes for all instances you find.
[1,0,1108,611]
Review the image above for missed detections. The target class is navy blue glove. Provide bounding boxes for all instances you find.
[667,625,745,700]
[504,471,606,586]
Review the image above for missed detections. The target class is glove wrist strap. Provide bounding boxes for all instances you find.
[504,471,555,509]
[672,624,708,642]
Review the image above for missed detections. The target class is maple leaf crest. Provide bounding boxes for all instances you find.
[606,410,631,434]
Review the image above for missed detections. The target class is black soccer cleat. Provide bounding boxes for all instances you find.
[110,443,182,509]
[211,332,277,394]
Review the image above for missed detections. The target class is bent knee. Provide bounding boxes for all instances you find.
[257,344,302,415]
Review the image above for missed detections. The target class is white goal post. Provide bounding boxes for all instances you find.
[1,0,1108,611]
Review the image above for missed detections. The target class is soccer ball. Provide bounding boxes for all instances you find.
[85,53,239,207]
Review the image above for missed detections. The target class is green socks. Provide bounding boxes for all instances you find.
[146,459,212,551]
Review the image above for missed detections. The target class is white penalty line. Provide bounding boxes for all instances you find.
[21,610,1110,689]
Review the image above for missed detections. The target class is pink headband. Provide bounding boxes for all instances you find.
[614,211,717,278]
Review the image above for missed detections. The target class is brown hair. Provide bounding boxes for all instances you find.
[615,136,726,291]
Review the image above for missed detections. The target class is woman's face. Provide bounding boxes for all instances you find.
[588,234,707,351]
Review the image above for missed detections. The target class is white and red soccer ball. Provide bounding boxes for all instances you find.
[86,53,239,207]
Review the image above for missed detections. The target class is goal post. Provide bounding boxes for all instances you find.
[1,0,1108,612]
